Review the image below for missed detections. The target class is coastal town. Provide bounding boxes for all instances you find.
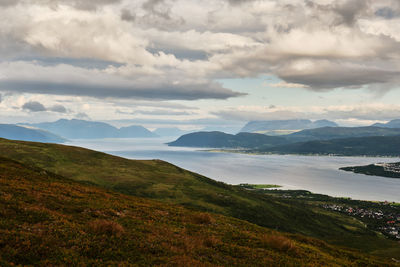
[322,203,400,240]
[374,162,400,174]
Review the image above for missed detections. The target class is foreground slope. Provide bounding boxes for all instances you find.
[0,157,395,266]
[0,138,399,258]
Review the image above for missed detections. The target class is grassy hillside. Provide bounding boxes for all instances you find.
[0,138,399,258]
[1,157,395,266]
[258,135,400,156]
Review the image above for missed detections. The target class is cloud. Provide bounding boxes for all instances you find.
[22,101,47,112]
[0,61,244,100]
[268,82,308,89]
[135,109,193,116]
[117,108,193,116]
[213,103,400,123]
[276,60,400,90]
[121,9,135,21]
[49,104,67,113]
[75,112,90,119]
[0,0,400,101]
[21,100,67,113]
[0,0,122,10]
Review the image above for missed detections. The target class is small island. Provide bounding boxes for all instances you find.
[340,162,400,179]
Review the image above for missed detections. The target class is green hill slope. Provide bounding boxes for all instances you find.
[1,157,394,266]
[0,138,399,258]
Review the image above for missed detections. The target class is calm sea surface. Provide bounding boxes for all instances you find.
[67,138,400,202]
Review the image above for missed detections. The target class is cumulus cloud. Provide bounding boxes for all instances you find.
[0,0,400,102]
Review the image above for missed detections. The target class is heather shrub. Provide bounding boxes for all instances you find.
[88,219,125,237]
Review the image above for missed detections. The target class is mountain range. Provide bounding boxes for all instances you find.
[372,119,400,128]
[169,126,400,153]
[167,131,287,148]
[24,119,158,139]
[0,124,66,143]
[258,135,400,156]
[285,126,400,142]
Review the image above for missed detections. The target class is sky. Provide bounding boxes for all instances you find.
[1,0,400,130]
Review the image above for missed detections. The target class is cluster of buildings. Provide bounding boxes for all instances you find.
[374,162,400,173]
[322,203,400,240]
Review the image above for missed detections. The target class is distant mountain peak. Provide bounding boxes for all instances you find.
[372,119,400,128]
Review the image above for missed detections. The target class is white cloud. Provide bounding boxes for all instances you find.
[0,0,400,123]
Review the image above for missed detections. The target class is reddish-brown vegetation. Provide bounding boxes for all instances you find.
[0,156,397,266]
[88,219,125,237]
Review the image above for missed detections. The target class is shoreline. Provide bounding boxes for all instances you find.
[200,148,400,159]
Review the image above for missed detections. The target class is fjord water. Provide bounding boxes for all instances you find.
[68,138,400,202]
